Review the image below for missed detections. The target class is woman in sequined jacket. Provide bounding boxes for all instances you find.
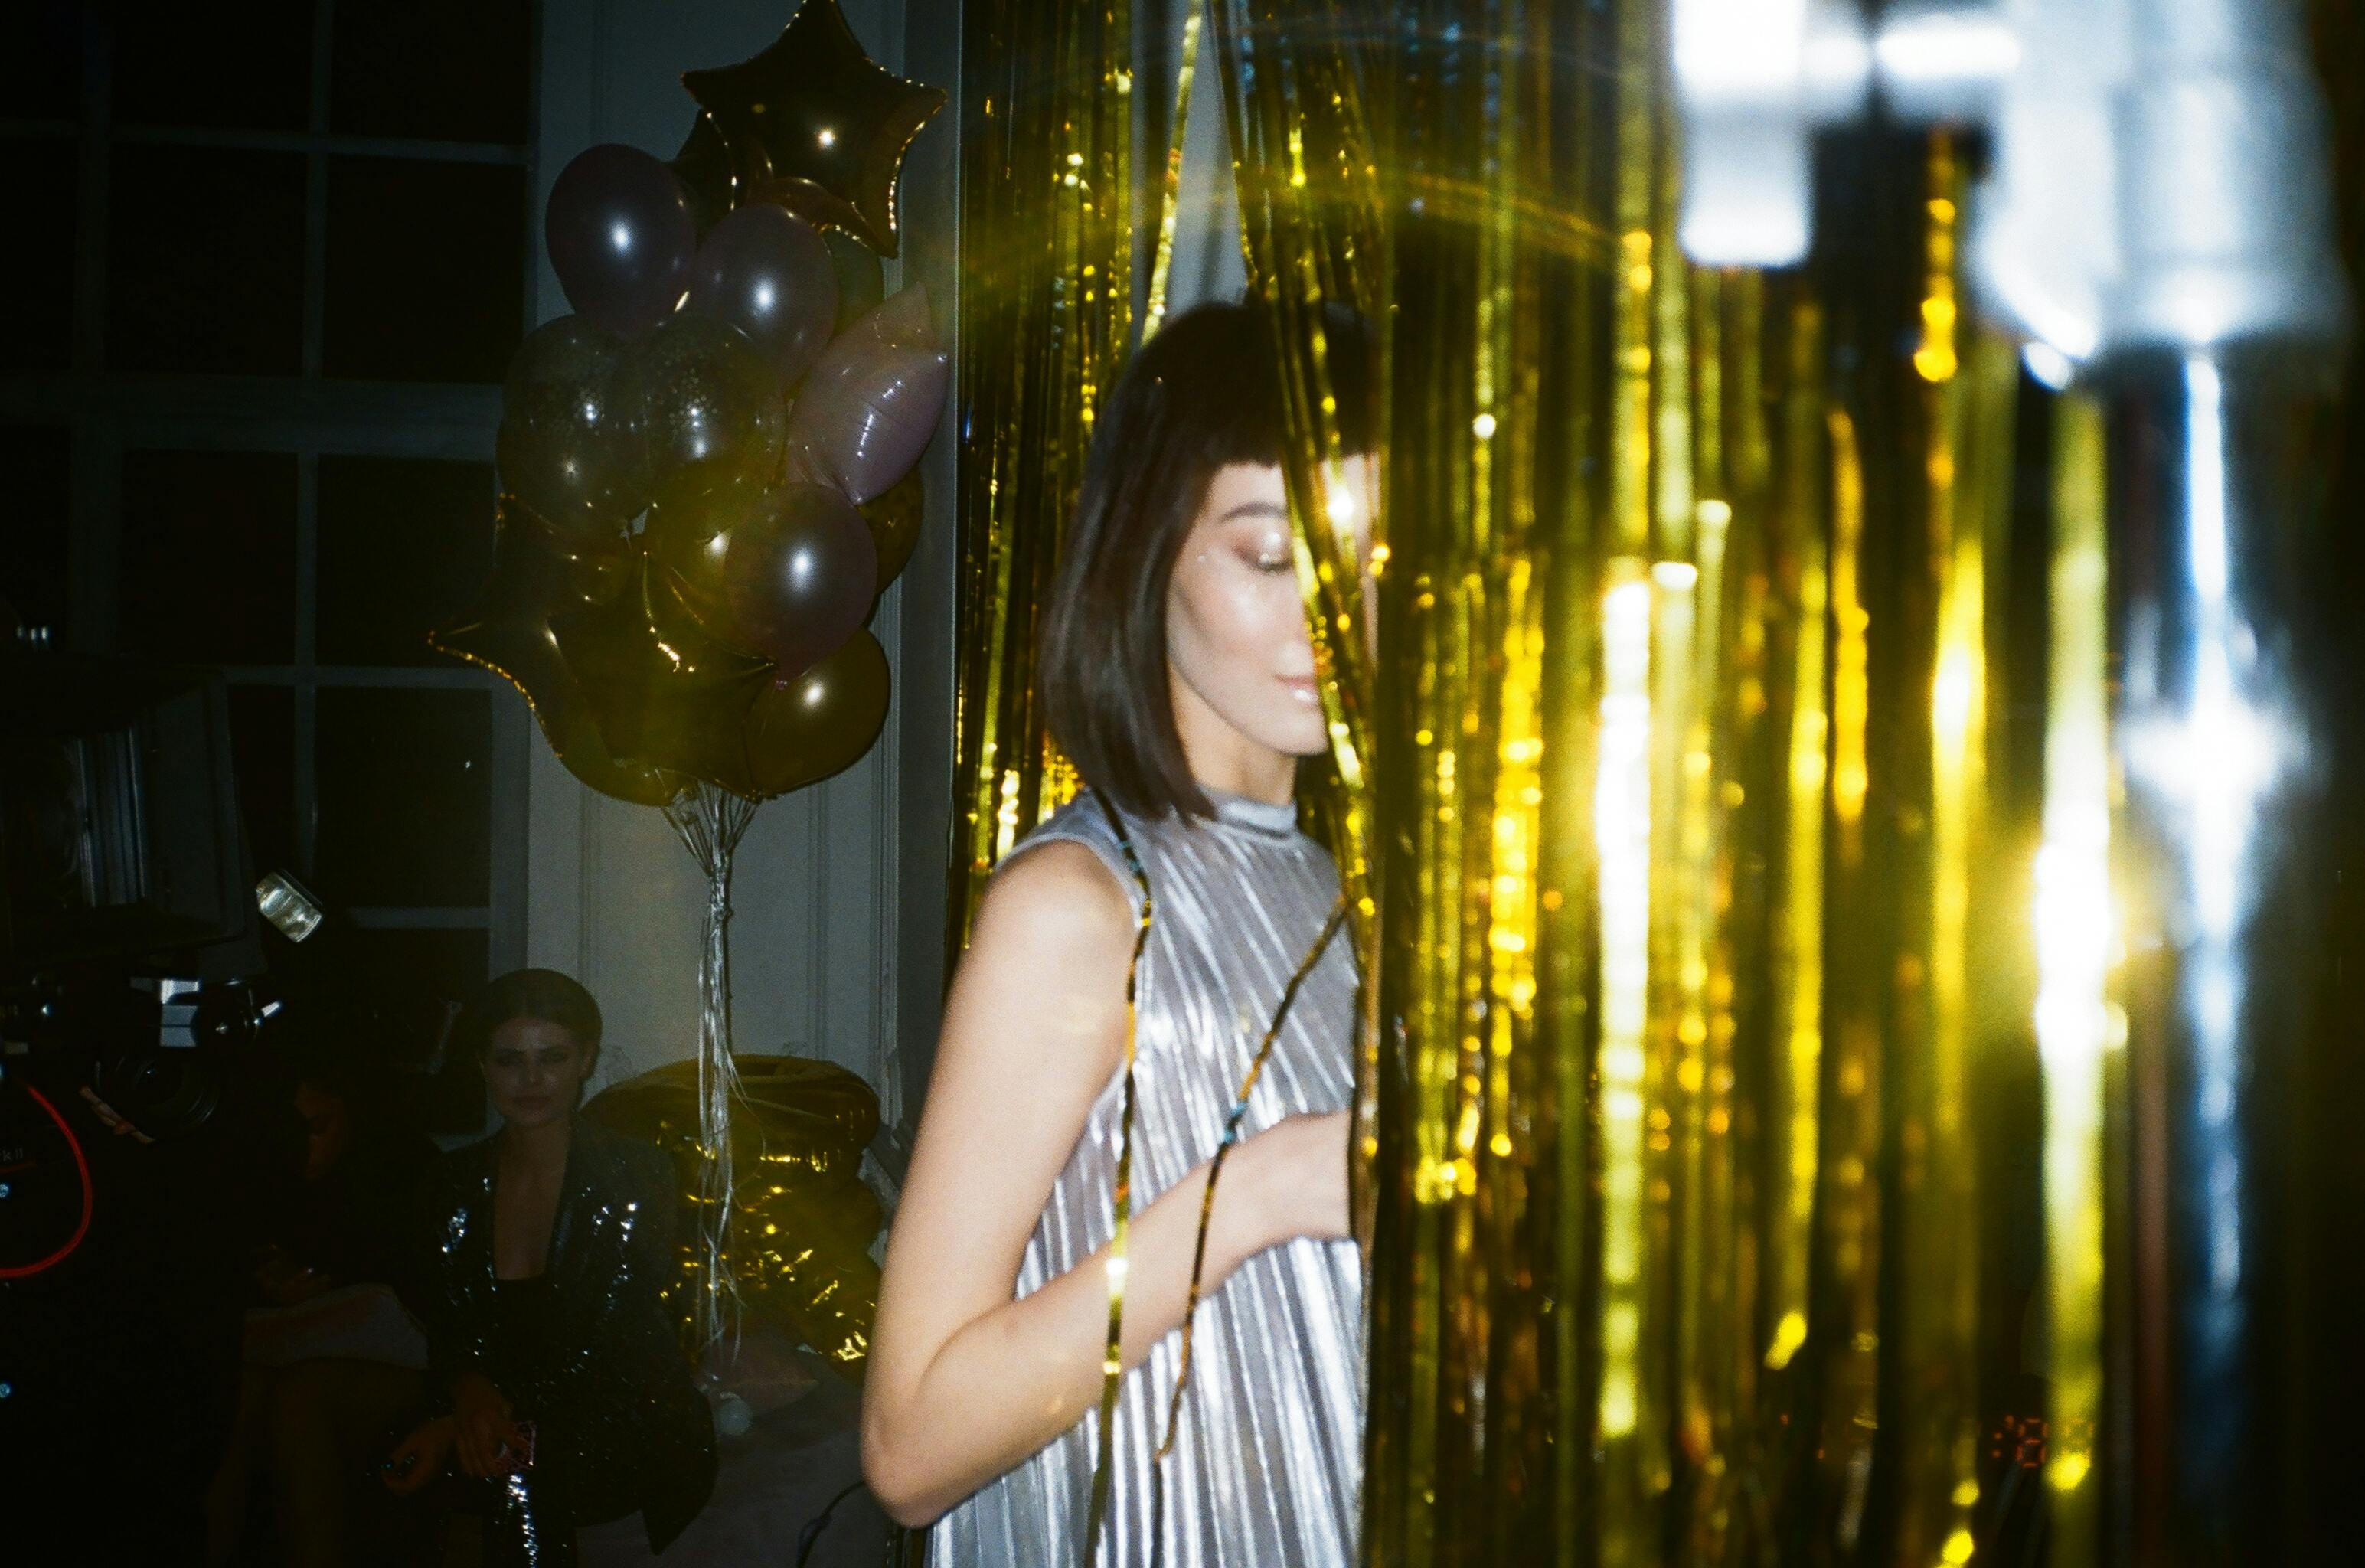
[385,969,714,1564]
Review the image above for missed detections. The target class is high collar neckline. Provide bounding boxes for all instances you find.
[1203,787,1298,838]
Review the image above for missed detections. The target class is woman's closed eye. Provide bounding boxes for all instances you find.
[1237,533,1295,575]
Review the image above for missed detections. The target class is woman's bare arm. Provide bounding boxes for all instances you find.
[860,841,1349,1527]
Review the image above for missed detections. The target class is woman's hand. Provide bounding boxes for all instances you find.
[1235,1111,1353,1250]
[383,1416,456,1496]
[450,1371,514,1477]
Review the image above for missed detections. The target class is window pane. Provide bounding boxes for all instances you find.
[0,146,74,372]
[119,449,298,664]
[0,425,72,642]
[316,456,495,666]
[330,0,532,145]
[0,3,86,121]
[322,158,524,384]
[111,0,312,132]
[337,926,490,1136]
[314,687,491,907]
[109,147,305,375]
[226,684,296,883]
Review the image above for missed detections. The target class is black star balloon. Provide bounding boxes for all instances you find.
[681,0,946,258]
[552,554,778,797]
[429,503,686,808]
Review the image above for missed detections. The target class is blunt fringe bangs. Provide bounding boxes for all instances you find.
[458,967,604,1059]
[1037,300,1374,822]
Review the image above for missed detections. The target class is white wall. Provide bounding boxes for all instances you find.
[526,0,957,1132]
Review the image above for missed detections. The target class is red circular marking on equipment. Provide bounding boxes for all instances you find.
[0,1082,94,1279]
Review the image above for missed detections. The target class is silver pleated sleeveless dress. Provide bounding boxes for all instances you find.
[929,788,1364,1567]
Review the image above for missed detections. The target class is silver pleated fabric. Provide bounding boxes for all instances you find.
[929,789,1364,1568]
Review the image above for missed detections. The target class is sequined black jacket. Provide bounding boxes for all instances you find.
[416,1119,715,1552]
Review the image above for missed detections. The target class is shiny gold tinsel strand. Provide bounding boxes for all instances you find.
[2037,390,2111,1568]
[1206,0,1390,1266]
[950,0,1134,942]
[1052,8,2134,1567]
[1767,316,1828,1382]
[1898,132,2017,1568]
[1816,393,1885,1549]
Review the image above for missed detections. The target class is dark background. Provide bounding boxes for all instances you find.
[1,0,543,1132]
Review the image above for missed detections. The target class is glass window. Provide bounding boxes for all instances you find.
[0,5,87,122]
[226,684,297,883]
[317,456,498,665]
[110,1,313,133]
[118,449,299,665]
[323,158,526,384]
[0,426,72,641]
[330,0,534,146]
[108,147,306,375]
[313,687,492,908]
[3,0,536,1141]
[0,149,75,373]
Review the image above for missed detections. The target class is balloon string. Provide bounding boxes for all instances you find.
[1083,792,1351,1566]
[666,782,761,1361]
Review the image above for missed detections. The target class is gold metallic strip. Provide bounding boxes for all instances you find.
[1767,407,1828,1375]
[1830,403,1869,861]
[1596,554,1655,1452]
[2038,391,2111,1568]
[1913,132,1988,1568]
[1083,790,1154,1563]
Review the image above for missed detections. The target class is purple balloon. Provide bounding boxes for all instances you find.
[686,207,839,386]
[664,483,878,678]
[785,350,949,505]
[784,287,949,505]
[546,145,697,338]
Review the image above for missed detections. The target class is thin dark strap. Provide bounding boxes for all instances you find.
[1083,789,1152,1565]
[1155,892,1350,1463]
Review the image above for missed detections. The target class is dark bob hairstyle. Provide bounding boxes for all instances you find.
[453,968,604,1061]
[1037,299,1374,821]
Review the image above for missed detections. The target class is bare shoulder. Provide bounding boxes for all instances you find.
[914,840,1135,1177]
[967,838,1135,960]
[929,839,1135,1091]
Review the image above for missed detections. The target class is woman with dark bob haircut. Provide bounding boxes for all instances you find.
[384,969,714,1564]
[866,302,1377,1565]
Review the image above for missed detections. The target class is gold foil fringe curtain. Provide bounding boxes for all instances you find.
[1207,5,2079,1566]
[950,0,1134,945]
[1204,0,1389,1214]
[952,1,2127,1563]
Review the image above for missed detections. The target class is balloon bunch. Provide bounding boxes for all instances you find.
[434,126,946,806]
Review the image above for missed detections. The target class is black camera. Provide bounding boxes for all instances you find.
[2,644,271,1136]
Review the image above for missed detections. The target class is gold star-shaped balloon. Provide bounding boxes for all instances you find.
[681,0,946,258]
